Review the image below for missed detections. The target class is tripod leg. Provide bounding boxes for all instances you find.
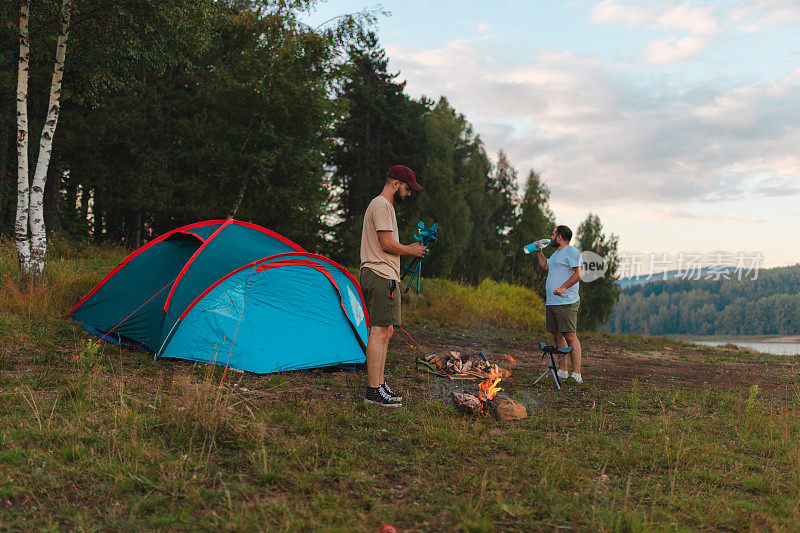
[534,352,552,386]
[403,265,419,293]
[533,365,550,386]
[401,258,420,281]
[549,354,561,390]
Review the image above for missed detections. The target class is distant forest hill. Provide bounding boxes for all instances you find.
[607,265,800,336]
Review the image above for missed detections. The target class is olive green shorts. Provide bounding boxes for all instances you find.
[360,268,401,327]
[546,301,580,333]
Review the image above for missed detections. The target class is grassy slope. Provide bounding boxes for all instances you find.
[1,242,799,531]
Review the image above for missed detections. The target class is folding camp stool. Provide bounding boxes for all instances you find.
[533,341,573,390]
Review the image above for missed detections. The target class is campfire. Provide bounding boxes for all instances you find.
[451,363,527,421]
[416,349,527,421]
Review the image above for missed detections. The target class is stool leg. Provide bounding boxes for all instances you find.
[533,357,551,386]
[549,353,561,390]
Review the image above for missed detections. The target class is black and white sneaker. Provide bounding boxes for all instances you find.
[381,383,402,402]
[365,386,402,407]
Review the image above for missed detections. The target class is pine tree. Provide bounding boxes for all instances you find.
[402,97,471,278]
[506,169,555,295]
[576,213,620,331]
[452,130,502,282]
[489,150,519,249]
[329,32,427,265]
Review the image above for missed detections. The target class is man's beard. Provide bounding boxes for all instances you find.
[549,239,558,248]
[395,189,408,202]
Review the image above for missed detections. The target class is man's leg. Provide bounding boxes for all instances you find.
[551,332,568,371]
[563,332,582,374]
[366,326,392,388]
[377,325,393,384]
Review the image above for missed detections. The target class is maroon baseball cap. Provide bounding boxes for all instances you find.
[387,165,422,191]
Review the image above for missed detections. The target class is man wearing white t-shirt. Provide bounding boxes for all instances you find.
[535,225,584,383]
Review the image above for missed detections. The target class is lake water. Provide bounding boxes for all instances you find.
[692,341,800,356]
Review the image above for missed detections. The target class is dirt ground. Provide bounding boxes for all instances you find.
[4,325,797,412]
[395,329,800,400]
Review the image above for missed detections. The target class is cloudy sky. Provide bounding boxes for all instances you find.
[306,1,800,270]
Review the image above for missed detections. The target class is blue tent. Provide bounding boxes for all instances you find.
[68,220,368,373]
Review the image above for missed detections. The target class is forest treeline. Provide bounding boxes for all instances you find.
[1,0,619,329]
[607,265,800,335]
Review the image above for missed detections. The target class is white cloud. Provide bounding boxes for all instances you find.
[656,3,720,34]
[590,0,655,26]
[476,22,490,33]
[646,34,715,64]
[732,0,800,32]
[626,208,766,224]
[590,1,724,64]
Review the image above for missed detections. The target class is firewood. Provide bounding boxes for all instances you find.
[451,392,482,415]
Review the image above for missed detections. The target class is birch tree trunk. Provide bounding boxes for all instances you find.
[27,0,72,276]
[14,0,31,273]
[228,176,249,219]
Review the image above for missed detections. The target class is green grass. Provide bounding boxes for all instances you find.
[2,241,800,530]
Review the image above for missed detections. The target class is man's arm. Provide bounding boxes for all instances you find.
[378,231,426,258]
[553,266,582,296]
[536,246,548,271]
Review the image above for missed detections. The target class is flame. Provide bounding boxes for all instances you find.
[503,354,516,363]
[478,364,503,401]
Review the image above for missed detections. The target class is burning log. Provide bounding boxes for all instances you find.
[439,346,529,419]
[476,365,527,420]
[449,391,528,420]
[450,392,483,415]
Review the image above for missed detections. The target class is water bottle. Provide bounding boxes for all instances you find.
[523,239,550,254]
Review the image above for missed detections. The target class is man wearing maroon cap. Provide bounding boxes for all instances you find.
[360,165,426,407]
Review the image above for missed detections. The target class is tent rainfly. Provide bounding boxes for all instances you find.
[68,220,368,373]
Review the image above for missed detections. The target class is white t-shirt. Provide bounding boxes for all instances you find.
[545,245,581,306]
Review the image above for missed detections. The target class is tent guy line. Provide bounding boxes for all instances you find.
[75,275,179,362]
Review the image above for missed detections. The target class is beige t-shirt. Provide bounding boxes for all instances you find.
[360,196,400,281]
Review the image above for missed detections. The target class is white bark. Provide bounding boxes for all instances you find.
[227,176,249,220]
[14,0,72,277]
[28,0,72,276]
[14,0,31,273]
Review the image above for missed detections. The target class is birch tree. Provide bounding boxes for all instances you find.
[14,0,31,273]
[14,0,71,277]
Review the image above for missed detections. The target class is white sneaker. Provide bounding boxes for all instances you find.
[570,372,583,384]
[556,369,569,380]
